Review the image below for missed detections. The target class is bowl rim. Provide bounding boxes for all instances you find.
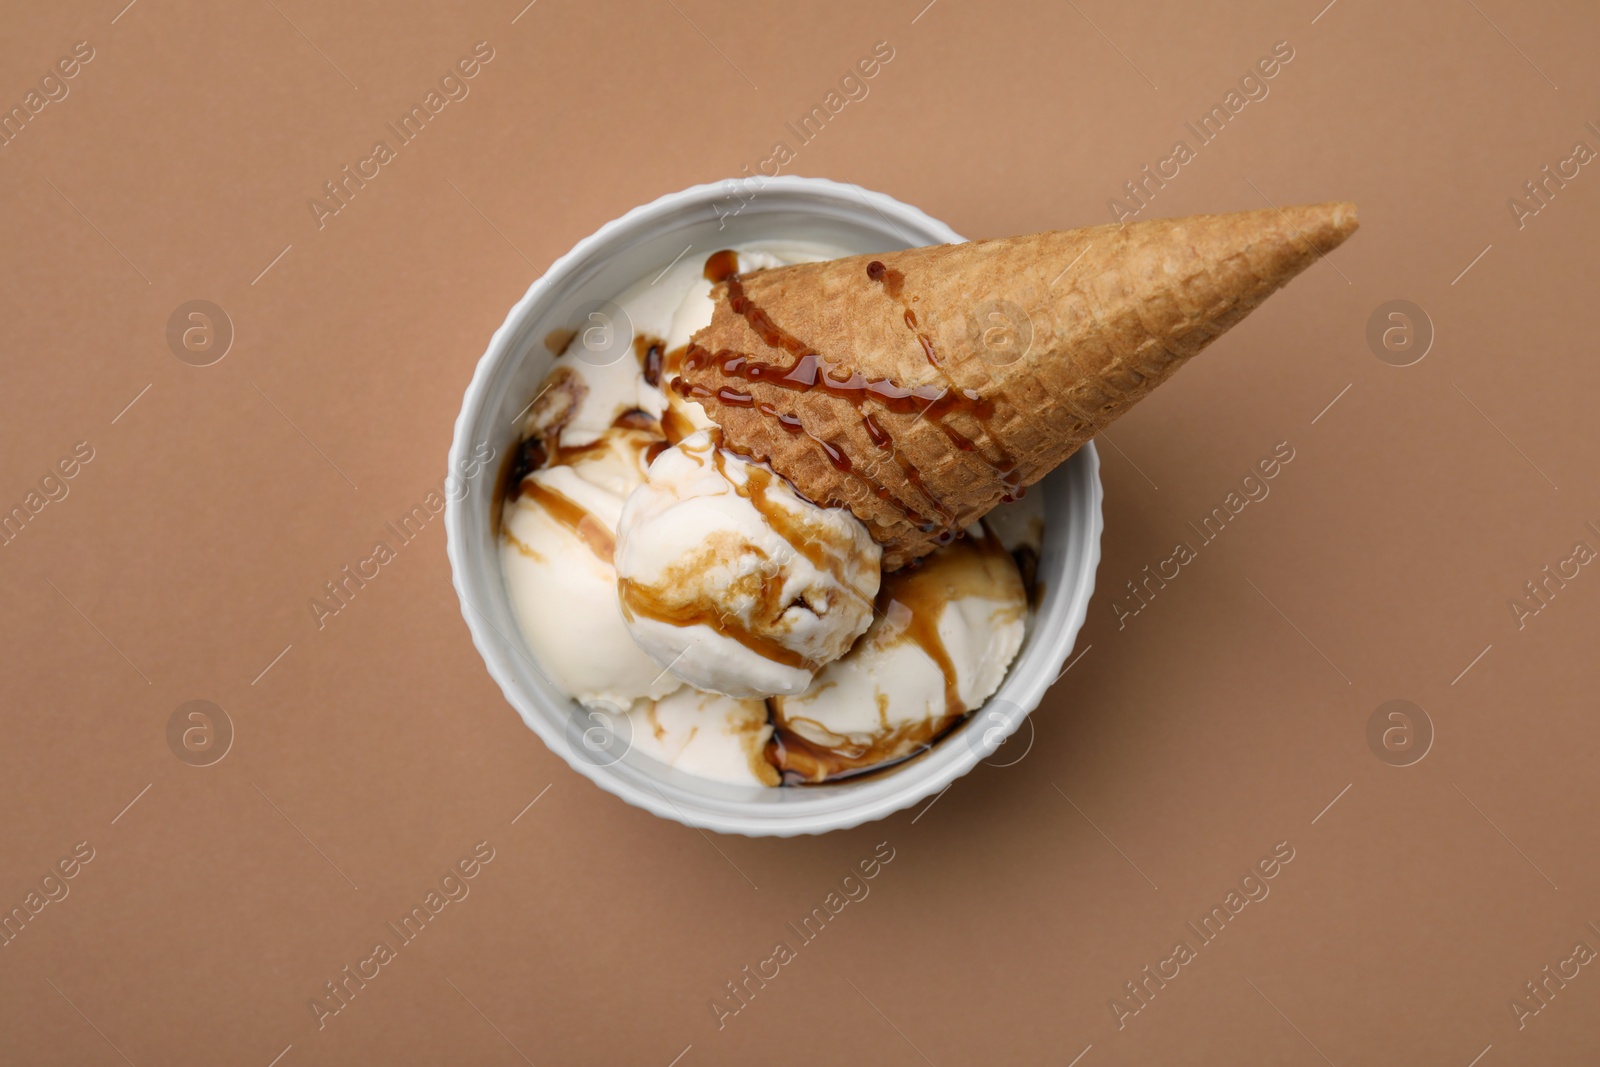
[445,175,1103,835]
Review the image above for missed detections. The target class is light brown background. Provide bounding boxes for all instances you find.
[2,0,1597,1063]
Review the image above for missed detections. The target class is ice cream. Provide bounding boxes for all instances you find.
[614,429,881,699]
[502,241,897,782]
[625,688,779,787]
[769,523,1028,783]
[500,427,677,707]
[499,204,1356,788]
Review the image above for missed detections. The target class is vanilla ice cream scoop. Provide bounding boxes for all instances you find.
[770,525,1028,782]
[501,429,682,707]
[627,688,779,787]
[614,430,882,698]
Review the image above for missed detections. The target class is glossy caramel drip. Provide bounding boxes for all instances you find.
[885,524,1019,714]
[612,408,658,432]
[490,443,527,537]
[658,345,699,445]
[502,530,546,562]
[704,442,872,602]
[672,375,710,401]
[519,481,615,564]
[814,437,851,472]
[765,713,959,784]
[506,416,664,562]
[723,406,938,530]
[684,275,1023,505]
[660,406,697,446]
[766,523,1023,784]
[703,249,739,283]
[502,437,545,503]
[860,412,949,526]
[865,259,904,298]
[618,572,815,671]
[682,274,973,525]
[637,335,665,387]
[869,259,943,368]
[757,401,802,434]
[615,434,877,679]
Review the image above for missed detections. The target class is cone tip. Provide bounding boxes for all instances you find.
[1297,200,1359,249]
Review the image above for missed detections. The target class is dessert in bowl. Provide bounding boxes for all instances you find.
[446,177,1355,835]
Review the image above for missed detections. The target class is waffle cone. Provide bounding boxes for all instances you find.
[676,203,1358,569]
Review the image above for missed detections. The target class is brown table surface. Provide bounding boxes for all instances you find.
[3,1,1598,1063]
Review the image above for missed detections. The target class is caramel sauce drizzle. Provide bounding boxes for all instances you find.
[676,368,903,526]
[766,523,1019,783]
[504,435,549,507]
[618,572,815,670]
[692,385,945,532]
[863,261,1022,481]
[892,522,1022,712]
[865,259,903,297]
[504,388,664,564]
[612,407,657,432]
[747,396,938,526]
[766,712,959,785]
[869,259,943,368]
[658,344,703,446]
[703,249,740,283]
[547,435,609,467]
[614,432,877,677]
[637,335,665,387]
[681,272,1023,534]
[705,441,872,600]
[862,261,1017,481]
[861,412,891,448]
[518,480,615,565]
[660,406,697,446]
[874,527,996,717]
[503,530,546,562]
[857,411,950,526]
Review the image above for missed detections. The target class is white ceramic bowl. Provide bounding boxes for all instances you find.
[446,176,1102,836]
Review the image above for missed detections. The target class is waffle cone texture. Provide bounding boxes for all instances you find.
[677,203,1358,569]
